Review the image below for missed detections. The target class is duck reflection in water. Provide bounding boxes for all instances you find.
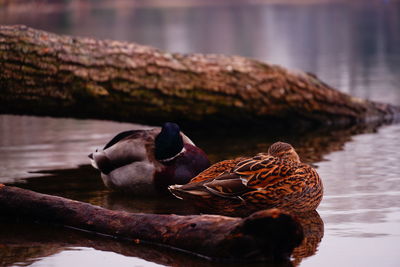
[291,211,324,266]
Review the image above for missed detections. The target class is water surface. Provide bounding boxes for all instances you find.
[1,115,399,266]
[1,0,400,266]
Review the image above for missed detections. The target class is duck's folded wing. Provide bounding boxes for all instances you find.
[189,158,245,183]
[169,173,249,200]
[202,173,250,199]
[92,138,149,174]
[103,130,141,149]
[183,156,292,199]
[168,180,211,199]
[233,155,297,188]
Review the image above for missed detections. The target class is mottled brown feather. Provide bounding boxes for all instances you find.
[169,143,323,215]
[189,157,245,183]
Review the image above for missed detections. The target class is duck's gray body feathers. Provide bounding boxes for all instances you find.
[90,125,208,195]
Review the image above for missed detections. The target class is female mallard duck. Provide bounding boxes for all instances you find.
[169,142,323,215]
[89,122,210,195]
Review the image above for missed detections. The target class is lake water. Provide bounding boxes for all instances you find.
[1,1,400,266]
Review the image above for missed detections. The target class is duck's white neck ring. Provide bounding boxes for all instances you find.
[158,147,186,163]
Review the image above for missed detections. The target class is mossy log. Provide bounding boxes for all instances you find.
[0,25,398,127]
[0,185,304,261]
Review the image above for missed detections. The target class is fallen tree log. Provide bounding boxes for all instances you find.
[1,25,398,128]
[0,211,323,266]
[0,184,304,261]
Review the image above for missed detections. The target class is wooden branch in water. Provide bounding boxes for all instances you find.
[0,25,398,128]
[0,185,304,261]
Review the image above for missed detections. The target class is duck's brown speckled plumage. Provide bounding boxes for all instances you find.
[189,157,246,183]
[169,142,323,216]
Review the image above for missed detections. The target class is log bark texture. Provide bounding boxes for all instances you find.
[0,185,304,261]
[1,25,398,127]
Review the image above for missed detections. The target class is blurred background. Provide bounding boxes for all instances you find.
[1,1,400,267]
[1,0,399,104]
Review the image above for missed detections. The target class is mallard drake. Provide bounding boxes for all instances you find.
[89,122,210,195]
[169,142,323,215]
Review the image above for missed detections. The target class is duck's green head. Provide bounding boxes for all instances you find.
[155,122,184,162]
[268,141,301,163]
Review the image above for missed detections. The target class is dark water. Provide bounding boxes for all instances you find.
[1,1,400,266]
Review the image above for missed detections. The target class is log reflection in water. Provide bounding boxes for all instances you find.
[0,211,323,267]
[0,219,295,267]
[186,120,387,164]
